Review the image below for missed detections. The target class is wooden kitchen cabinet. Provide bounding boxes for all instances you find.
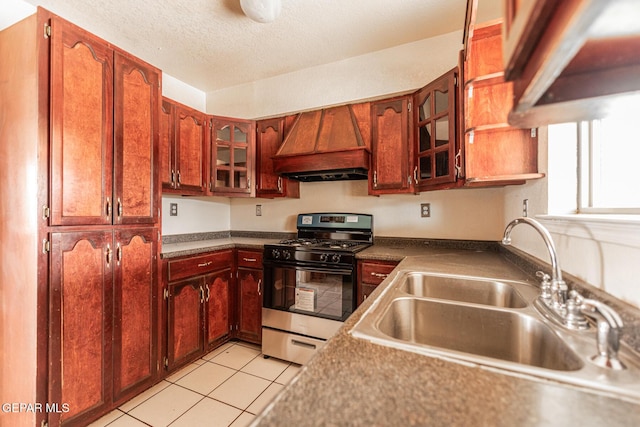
[502,0,640,127]
[210,117,256,196]
[369,96,415,195]
[357,260,398,306]
[160,98,208,195]
[165,250,234,371]
[49,228,158,426]
[256,117,300,198]
[413,68,462,191]
[236,250,263,344]
[50,18,160,226]
[463,21,543,186]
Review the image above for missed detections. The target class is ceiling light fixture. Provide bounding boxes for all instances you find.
[240,0,281,23]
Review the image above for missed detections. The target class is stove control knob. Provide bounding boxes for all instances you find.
[331,254,341,263]
[320,253,329,262]
[284,251,291,260]
[271,249,281,259]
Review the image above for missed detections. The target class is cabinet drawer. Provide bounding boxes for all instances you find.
[237,250,263,268]
[168,250,233,282]
[360,262,397,285]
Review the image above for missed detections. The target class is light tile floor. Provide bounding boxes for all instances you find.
[89,342,300,427]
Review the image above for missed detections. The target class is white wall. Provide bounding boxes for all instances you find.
[230,181,504,240]
[205,31,463,119]
[162,73,207,112]
[0,0,35,31]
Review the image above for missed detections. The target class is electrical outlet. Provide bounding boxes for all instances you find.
[523,199,529,217]
[256,204,262,216]
[421,203,431,218]
[169,203,178,216]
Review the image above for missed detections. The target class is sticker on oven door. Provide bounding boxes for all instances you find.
[301,215,313,225]
[346,215,358,223]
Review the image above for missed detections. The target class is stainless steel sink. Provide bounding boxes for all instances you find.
[377,297,582,371]
[350,269,640,401]
[399,272,527,308]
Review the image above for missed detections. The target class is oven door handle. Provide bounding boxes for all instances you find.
[263,262,352,276]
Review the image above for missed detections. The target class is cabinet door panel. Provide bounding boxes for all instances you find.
[160,99,175,189]
[49,231,113,425]
[113,229,157,402]
[175,107,206,194]
[50,17,113,226]
[370,97,413,195]
[167,278,203,370]
[204,269,232,349]
[237,268,262,344]
[114,52,160,225]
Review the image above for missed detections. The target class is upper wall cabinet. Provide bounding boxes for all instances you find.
[160,98,208,196]
[502,0,640,127]
[256,116,300,198]
[49,17,160,226]
[413,68,462,191]
[210,117,255,196]
[463,20,543,185]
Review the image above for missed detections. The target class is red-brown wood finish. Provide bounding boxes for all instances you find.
[167,277,204,371]
[414,68,459,190]
[210,117,256,196]
[357,260,398,306]
[49,231,113,426]
[113,52,160,224]
[112,229,158,402]
[168,250,234,282]
[369,96,414,195]
[205,269,233,349]
[236,250,263,345]
[256,117,300,198]
[176,105,207,194]
[159,99,174,190]
[49,16,114,226]
[463,20,541,185]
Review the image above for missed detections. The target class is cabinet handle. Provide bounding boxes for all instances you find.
[117,198,123,217]
[176,171,181,187]
[373,170,377,187]
[277,176,282,192]
[371,272,388,279]
[198,261,213,267]
[257,279,262,296]
[413,166,418,183]
[171,169,176,187]
[199,285,205,304]
[116,243,122,265]
[106,197,111,217]
[205,284,210,302]
[243,257,257,262]
[106,244,112,266]
[247,178,251,190]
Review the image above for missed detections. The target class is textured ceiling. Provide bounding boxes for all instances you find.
[19,0,467,93]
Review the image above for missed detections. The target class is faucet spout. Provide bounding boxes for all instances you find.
[502,217,567,305]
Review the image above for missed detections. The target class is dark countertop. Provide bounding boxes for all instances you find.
[160,237,280,259]
[252,245,640,427]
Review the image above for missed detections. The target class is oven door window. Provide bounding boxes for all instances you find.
[266,266,354,321]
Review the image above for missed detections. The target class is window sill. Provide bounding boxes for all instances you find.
[536,214,640,249]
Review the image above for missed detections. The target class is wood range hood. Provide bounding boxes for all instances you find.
[272,104,370,182]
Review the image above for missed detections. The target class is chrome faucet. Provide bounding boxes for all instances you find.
[502,217,626,370]
[502,217,568,308]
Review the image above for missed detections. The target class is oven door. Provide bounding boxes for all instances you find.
[263,262,355,322]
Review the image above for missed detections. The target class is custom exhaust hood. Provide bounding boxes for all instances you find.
[272,104,370,182]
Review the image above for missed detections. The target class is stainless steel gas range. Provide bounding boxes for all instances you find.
[262,213,373,364]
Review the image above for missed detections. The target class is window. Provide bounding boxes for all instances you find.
[576,100,640,214]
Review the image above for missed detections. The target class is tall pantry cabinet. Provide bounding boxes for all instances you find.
[0,9,161,427]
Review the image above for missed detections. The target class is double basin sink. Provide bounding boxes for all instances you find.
[350,270,640,401]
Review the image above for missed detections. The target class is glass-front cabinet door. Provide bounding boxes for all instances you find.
[413,68,459,190]
[210,118,255,195]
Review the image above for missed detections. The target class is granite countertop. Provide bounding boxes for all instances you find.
[253,245,640,426]
[160,236,281,259]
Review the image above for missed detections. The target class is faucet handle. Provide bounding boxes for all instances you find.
[536,271,552,301]
[565,291,589,329]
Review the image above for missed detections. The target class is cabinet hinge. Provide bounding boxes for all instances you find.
[42,239,50,254]
[44,23,51,39]
[531,128,537,138]
[42,205,50,220]
[41,420,48,427]
[163,288,169,300]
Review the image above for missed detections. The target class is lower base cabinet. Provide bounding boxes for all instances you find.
[236,250,264,345]
[49,228,158,427]
[357,260,399,306]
